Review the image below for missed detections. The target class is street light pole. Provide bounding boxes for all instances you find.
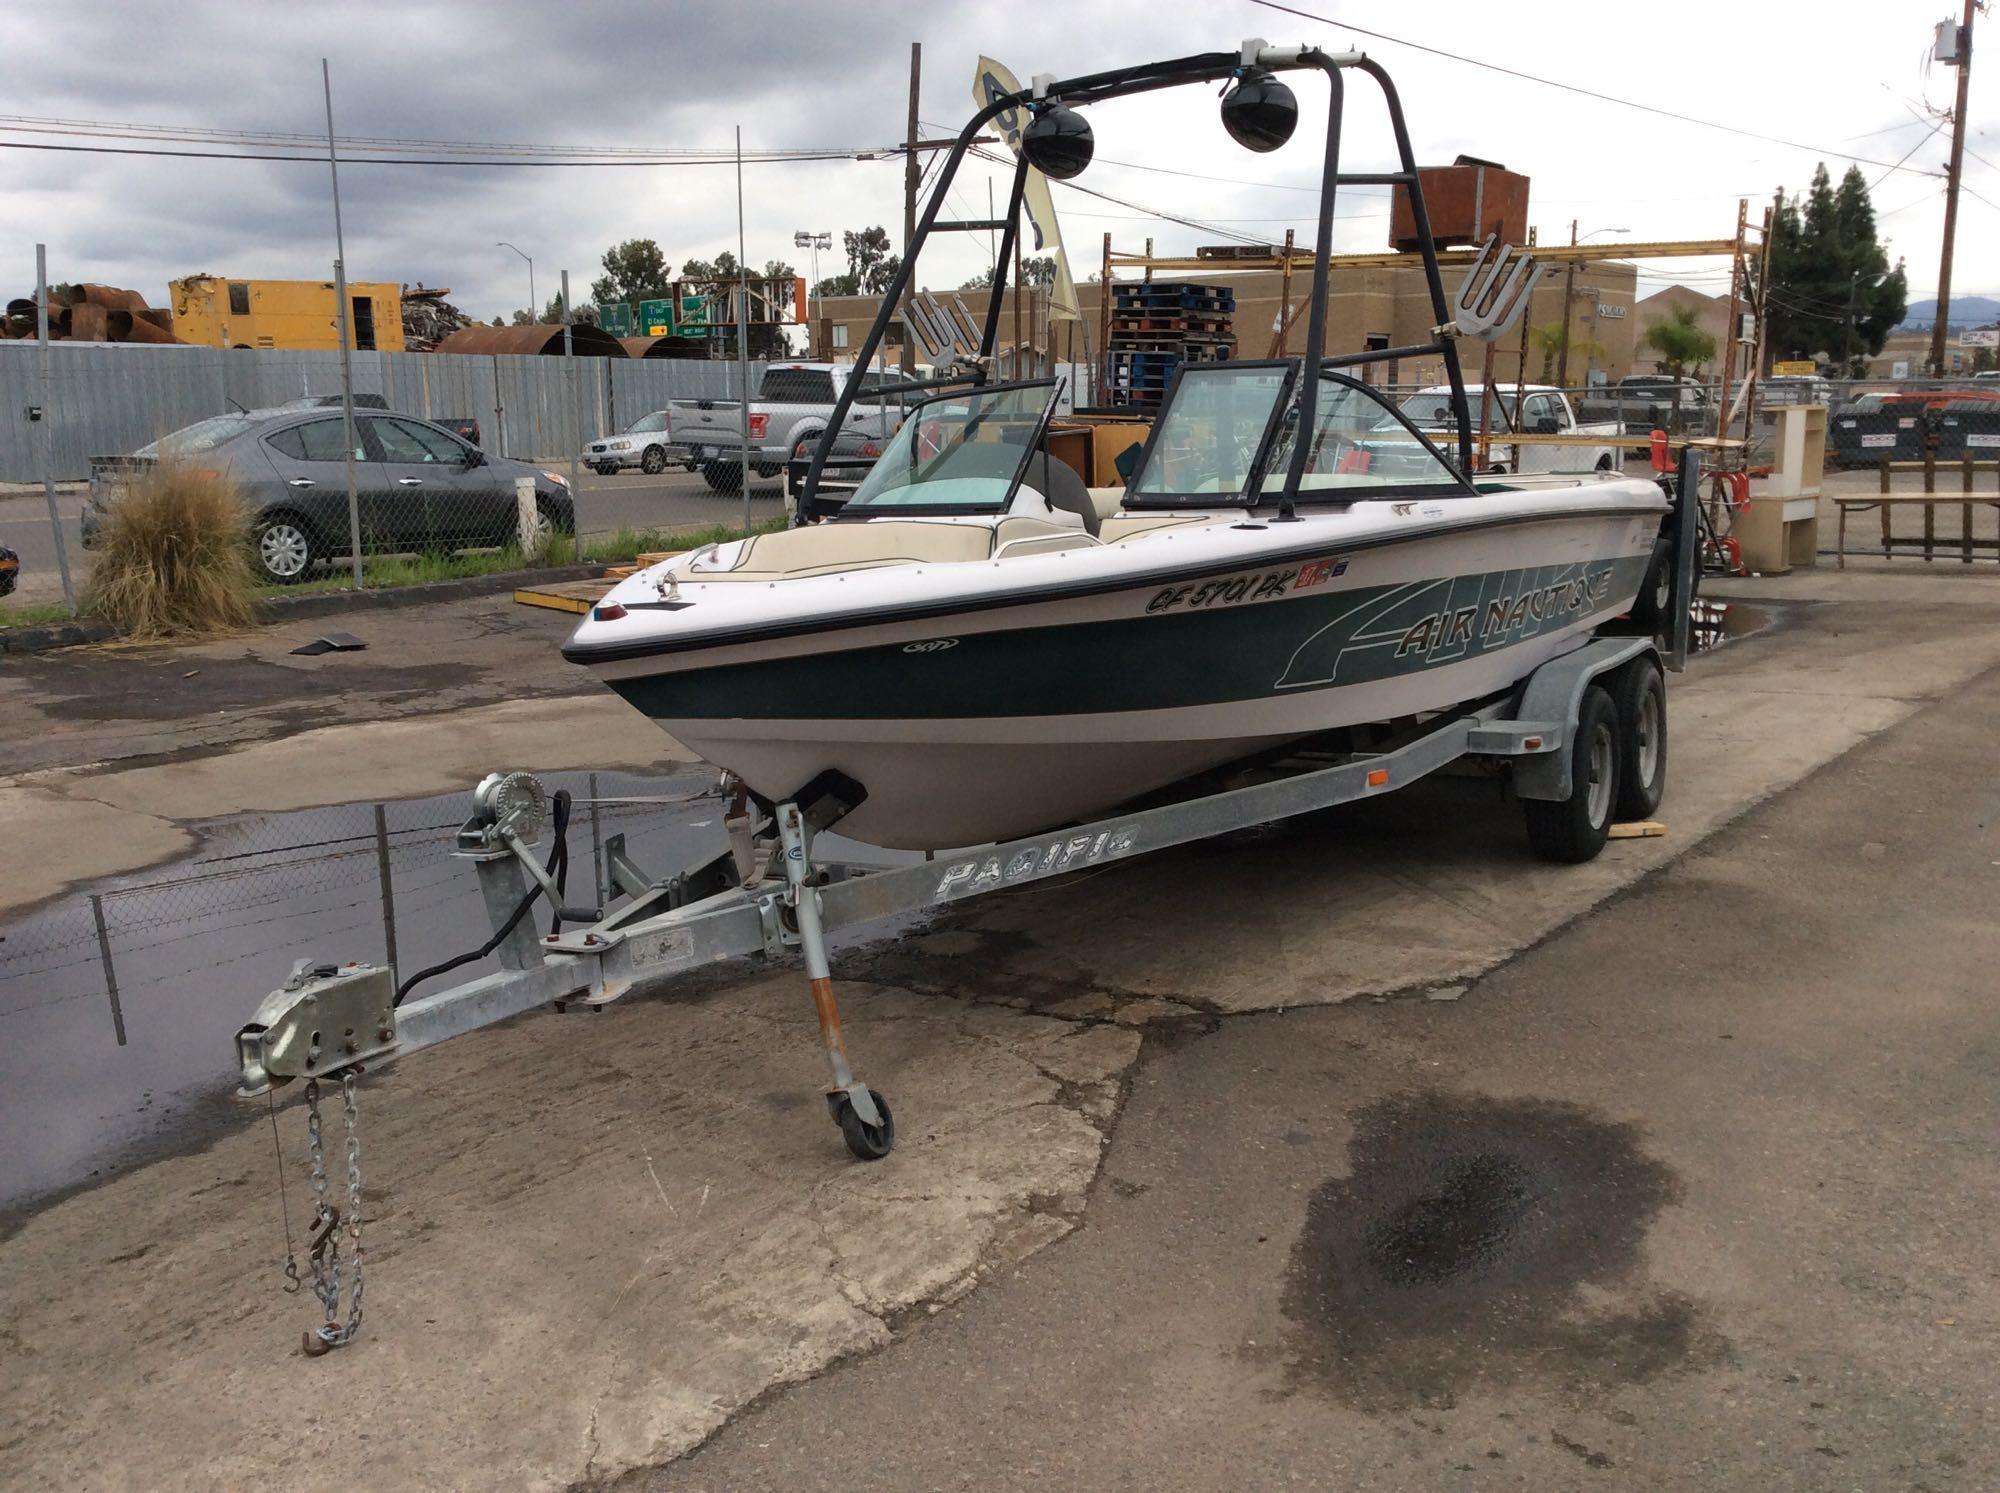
[498,242,535,321]
[794,230,830,355]
[1554,224,1629,391]
[736,125,752,535]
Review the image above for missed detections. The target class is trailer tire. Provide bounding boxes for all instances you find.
[1610,657,1667,820]
[1522,684,1620,863]
[701,461,743,493]
[1632,530,1679,631]
[833,1091,894,1160]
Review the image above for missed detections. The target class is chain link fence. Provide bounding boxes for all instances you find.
[0,768,731,1205]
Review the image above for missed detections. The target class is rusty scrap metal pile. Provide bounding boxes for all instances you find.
[400,284,477,352]
[2,282,183,343]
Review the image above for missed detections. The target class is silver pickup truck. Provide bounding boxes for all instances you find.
[667,362,901,492]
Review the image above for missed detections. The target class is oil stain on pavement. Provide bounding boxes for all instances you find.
[1281,1091,1729,1410]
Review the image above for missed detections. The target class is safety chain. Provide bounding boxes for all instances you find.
[296,1072,366,1356]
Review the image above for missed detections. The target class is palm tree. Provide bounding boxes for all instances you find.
[1642,305,1719,433]
[1528,319,1604,384]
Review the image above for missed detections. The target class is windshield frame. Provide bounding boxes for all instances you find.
[1314,370,1478,496]
[834,377,1062,519]
[1120,360,1299,510]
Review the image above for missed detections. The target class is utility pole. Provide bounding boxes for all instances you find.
[900,42,921,376]
[322,58,362,589]
[1930,0,1976,378]
[1554,219,1578,393]
[1841,268,1861,377]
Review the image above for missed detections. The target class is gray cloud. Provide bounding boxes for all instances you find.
[0,0,1981,324]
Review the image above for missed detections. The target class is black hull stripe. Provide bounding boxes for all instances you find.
[608,553,1653,722]
[563,502,1662,667]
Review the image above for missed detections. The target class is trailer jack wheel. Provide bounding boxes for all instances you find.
[831,1089,895,1160]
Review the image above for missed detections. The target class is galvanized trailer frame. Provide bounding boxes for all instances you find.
[233,446,1696,1348]
[237,446,1699,1159]
[237,629,1667,1128]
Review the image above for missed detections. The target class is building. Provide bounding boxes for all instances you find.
[168,275,406,352]
[811,254,1643,391]
[1630,286,1734,373]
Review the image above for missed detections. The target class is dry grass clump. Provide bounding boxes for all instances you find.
[83,464,260,638]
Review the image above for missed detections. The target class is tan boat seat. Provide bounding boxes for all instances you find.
[691,520,993,581]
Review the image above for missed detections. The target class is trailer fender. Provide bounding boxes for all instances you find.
[1511,636,1662,802]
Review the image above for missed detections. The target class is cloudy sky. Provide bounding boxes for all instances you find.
[0,0,1986,322]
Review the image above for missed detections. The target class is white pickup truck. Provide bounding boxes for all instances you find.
[667,362,903,493]
[1399,384,1620,476]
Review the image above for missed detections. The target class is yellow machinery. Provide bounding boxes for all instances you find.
[168,276,406,352]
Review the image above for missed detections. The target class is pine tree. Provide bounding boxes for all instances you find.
[1754,165,1909,374]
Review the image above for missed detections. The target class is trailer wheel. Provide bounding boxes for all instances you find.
[1522,684,1620,863]
[1610,658,1668,820]
[833,1091,895,1160]
[1631,531,1676,631]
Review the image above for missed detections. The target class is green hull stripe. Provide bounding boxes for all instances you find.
[609,554,1650,722]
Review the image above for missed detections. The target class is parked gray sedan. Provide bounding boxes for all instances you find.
[83,407,575,582]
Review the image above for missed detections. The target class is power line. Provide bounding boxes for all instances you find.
[0,112,875,160]
[1245,0,1949,179]
[968,143,1268,245]
[0,139,866,168]
[1869,117,1947,191]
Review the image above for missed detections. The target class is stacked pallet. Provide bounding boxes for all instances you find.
[1103,282,1236,410]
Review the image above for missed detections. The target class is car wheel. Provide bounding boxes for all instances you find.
[255,513,317,583]
[641,446,668,475]
[535,496,576,538]
[701,461,743,494]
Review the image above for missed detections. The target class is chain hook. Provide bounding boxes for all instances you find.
[295,1071,365,1356]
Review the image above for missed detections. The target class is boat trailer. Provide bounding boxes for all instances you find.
[238,459,1700,1352]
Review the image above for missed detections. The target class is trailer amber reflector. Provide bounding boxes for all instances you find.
[1366,768,1390,788]
[1522,735,1543,750]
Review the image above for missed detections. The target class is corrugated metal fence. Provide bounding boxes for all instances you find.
[0,343,768,480]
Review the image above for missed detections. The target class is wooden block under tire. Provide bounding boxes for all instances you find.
[1607,820,1667,839]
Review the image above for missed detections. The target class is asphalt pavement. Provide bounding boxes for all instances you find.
[0,468,787,603]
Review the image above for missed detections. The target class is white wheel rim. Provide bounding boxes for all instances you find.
[260,523,308,577]
[1586,722,1615,827]
[1636,687,1662,785]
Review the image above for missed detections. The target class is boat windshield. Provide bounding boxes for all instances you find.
[1126,365,1291,501]
[842,382,1057,512]
[1260,378,1468,494]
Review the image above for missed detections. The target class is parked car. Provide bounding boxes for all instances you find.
[581,410,680,475]
[287,395,481,447]
[1755,375,1834,412]
[1575,374,1712,436]
[81,407,574,583]
[1398,385,1620,474]
[667,362,902,493]
[0,543,17,598]
[786,424,887,521]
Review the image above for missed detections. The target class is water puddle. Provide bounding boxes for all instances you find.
[0,771,915,1214]
[1280,1091,1727,1409]
[1690,598,1771,653]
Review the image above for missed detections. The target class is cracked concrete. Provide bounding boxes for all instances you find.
[9,567,2000,1488]
[1,975,1140,1492]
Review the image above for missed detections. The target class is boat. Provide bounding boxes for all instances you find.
[562,41,1672,851]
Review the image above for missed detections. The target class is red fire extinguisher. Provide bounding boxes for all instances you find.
[1649,429,1671,472]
